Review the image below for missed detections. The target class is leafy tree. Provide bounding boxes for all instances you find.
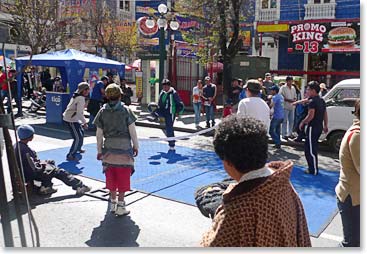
[4,0,67,56]
[175,0,254,98]
[87,2,138,61]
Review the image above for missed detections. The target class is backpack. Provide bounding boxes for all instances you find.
[194,178,235,219]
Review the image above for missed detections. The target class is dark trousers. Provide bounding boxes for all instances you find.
[35,167,83,190]
[66,122,84,157]
[269,118,283,145]
[337,195,360,247]
[304,125,322,175]
[164,115,175,148]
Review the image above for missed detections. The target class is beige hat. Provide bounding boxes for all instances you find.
[105,83,122,98]
[77,82,90,93]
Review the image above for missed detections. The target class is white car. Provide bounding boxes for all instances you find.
[320,78,360,152]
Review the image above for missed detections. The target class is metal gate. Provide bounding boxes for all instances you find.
[174,56,201,106]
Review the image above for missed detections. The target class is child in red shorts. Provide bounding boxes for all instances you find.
[94,83,139,216]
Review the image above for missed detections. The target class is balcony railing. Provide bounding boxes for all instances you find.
[304,3,336,20]
[257,8,279,22]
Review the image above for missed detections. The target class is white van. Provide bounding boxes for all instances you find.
[320,78,360,152]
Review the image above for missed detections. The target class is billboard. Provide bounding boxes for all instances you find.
[288,21,360,54]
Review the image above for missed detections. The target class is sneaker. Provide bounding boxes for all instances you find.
[78,149,86,153]
[206,122,210,128]
[282,136,289,140]
[39,186,58,195]
[115,201,130,216]
[304,169,317,175]
[110,201,117,213]
[274,144,281,149]
[212,121,216,127]
[76,185,91,195]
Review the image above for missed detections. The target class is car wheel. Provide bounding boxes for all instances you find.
[328,131,345,153]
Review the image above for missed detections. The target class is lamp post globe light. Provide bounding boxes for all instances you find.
[145,3,179,90]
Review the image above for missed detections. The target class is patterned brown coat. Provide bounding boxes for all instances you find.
[201,160,311,247]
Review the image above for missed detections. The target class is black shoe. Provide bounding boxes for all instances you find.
[211,121,216,127]
[282,136,289,140]
[292,138,303,143]
[206,122,210,128]
[274,144,281,149]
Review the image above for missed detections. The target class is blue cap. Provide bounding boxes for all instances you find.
[17,125,35,140]
[270,85,279,93]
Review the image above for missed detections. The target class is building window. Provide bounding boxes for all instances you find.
[310,0,332,3]
[125,0,130,11]
[261,0,277,9]
[119,0,130,11]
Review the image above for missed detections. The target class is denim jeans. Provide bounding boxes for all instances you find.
[205,104,215,124]
[282,108,295,136]
[337,195,360,247]
[193,102,201,125]
[66,122,84,157]
[89,114,95,129]
[269,118,283,145]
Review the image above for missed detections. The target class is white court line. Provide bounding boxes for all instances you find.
[319,233,343,242]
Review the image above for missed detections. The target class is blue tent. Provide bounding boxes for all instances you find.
[15,49,125,105]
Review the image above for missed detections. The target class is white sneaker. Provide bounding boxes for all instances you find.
[115,201,130,216]
[39,186,58,195]
[76,185,91,195]
[110,201,117,213]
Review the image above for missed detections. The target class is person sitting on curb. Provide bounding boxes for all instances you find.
[14,124,91,195]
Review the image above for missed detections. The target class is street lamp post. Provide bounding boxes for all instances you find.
[157,4,168,89]
[146,3,179,91]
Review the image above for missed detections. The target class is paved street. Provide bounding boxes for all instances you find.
[0,106,344,248]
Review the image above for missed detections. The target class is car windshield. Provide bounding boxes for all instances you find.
[324,87,360,101]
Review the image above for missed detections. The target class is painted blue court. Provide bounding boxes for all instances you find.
[38,140,339,237]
